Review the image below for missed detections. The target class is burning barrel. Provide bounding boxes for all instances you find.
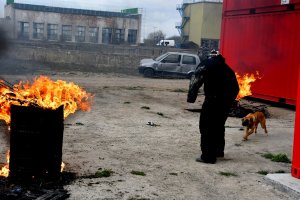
[0,76,92,180]
[9,105,64,181]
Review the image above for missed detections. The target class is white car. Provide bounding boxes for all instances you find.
[138,52,201,78]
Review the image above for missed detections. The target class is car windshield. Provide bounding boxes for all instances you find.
[155,53,169,61]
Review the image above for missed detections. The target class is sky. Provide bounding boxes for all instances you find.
[0,0,184,39]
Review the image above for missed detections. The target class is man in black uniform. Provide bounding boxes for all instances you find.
[187,52,239,164]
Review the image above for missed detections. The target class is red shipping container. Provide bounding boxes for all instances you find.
[292,66,300,178]
[220,0,300,105]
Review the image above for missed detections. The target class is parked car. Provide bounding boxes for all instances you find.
[138,52,200,78]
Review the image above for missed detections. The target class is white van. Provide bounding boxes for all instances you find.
[156,40,175,47]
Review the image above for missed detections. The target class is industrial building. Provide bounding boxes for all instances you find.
[176,0,223,50]
[3,1,142,44]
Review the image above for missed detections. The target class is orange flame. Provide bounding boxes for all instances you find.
[0,76,93,124]
[235,71,261,101]
[0,151,10,177]
[0,76,90,177]
[61,162,65,173]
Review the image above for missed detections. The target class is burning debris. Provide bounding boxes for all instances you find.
[229,71,268,117]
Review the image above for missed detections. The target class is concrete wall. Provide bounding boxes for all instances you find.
[2,40,196,75]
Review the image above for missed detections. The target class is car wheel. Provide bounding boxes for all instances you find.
[144,68,154,78]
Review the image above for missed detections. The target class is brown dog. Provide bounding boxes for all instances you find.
[241,111,268,141]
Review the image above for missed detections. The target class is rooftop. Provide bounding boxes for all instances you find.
[9,3,140,18]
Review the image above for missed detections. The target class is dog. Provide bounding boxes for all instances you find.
[241,111,268,141]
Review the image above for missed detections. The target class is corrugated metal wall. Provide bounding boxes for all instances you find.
[221,0,300,105]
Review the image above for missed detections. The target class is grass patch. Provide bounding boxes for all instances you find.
[94,169,114,178]
[271,154,291,163]
[219,171,238,177]
[257,170,286,175]
[261,153,291,163]
[141,106,150,110]
[261,153,274,159]
[131,170,146,176]
[75,122,84,126]
[257,170,269,175]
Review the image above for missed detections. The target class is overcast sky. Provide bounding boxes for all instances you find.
[0,0,183,39]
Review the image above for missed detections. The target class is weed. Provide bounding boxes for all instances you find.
[271,154,291,163]
[94,169,114,178]
[219,171,237,177]
[124,101,131,104]
[141,106,150,110]
[261,153,291,163]
[131,170,146,176]
[261,153,274,159]
[257,170,269,175]
[169,172,178,176]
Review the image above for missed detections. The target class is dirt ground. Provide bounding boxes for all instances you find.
[0,71,297,200]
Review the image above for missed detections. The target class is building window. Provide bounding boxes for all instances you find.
[62,25,72,42]
[89,27,98,43]
[75,26,86,42]
[18,22,29,39]
[33,22,44,39]
[102,28,112,44]
[128,29,137,44]
[113,29,125,44]
[47,24,58,41]
[201,39,219,51]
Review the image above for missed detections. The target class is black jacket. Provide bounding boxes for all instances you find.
[187,55,239,106]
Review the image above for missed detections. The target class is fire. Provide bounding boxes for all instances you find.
[0,151,65,177]
[0,76,93,124]
[235,71,261,101]
[61,162,65,172]
[0,76,91,177]
[0,151,10,177]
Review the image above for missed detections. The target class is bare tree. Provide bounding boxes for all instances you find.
[143,30,166,46]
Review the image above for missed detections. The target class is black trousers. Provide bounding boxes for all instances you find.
[199,98,230,162]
